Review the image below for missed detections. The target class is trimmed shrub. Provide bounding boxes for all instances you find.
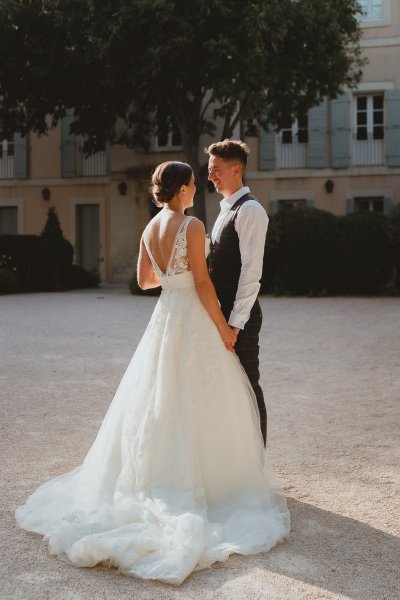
[0,235,42,292]
[262,207,338,295]
[387,204,400,290]
[0,268,19,294]
[0,208,98,294]
[334,212,392,294]
[39,207,75,291]
[65,264,100,289]
[261,207,397,296]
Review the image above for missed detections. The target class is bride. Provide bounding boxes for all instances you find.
[16,160,290,585]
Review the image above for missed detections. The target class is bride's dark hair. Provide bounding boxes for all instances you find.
[150,161,193,206]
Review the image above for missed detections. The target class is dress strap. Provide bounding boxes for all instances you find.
[143,235,164,278]
[182,215,195,238]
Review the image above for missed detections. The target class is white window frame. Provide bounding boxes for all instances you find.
[278,117,308,145]
[353,94,384,141]
[352,93,385,166]
[358,0,390,27]
[154,116,182,152]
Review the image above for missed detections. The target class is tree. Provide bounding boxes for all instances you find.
[0,0,364,223]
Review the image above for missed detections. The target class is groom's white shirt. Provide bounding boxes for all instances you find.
[211,186,269,329]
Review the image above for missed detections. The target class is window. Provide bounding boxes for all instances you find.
[280,116,308,145]
[155,116,182,150]
[0,206,18,234]
[355,196,384,213]
[279,199,307,210]
[358,0,384,21]
[356,95,384,141]
[352,94,385,166]
[277,116,308,169]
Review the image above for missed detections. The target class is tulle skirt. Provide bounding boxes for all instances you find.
[16,278,290,585]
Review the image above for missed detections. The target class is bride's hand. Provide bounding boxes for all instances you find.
[219,323,236,351]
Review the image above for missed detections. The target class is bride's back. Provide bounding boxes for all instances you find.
[145,211,188,274]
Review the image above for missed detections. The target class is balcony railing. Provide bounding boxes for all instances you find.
[78,139,107,176]
[80,150,107,176]
[276,138,307,169]
[352,136,384,166]
[0,140,14,179]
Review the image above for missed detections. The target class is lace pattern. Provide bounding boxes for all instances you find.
[145,216,194,278]
[167,216,194,276]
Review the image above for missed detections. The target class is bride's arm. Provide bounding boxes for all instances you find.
[187,219,236,351]
[137,237,161,290]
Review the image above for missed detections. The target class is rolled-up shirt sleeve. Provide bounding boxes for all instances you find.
[228,201,269,329]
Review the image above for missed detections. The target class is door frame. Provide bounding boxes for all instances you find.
[0,198,24,233]
[68,196,106,281]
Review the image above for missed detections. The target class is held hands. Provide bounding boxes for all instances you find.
[219,323,237,352]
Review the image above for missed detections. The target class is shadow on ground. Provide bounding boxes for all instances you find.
[177,497,399,598]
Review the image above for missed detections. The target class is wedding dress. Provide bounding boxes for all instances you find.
[16,215,290,585]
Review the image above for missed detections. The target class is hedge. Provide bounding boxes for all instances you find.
[0,207,98,294]
[261,207,398,296]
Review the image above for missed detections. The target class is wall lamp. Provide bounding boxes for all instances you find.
[325,179,334,194]
[41,187,51,201]
[118,181,128,196]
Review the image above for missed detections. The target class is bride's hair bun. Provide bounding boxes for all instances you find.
[150,161,193,207]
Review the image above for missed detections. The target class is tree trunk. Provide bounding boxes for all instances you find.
[193,175,207,227]
[182,137,208,227]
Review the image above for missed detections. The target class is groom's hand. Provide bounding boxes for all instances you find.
[230,326,240,342]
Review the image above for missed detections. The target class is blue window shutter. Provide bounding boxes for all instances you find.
[347,198,355,214]
[270,200,279,215]
[383,197,392,215]
[61,110,76,177]
[385,90,400,167]
[13,133,27,179]
[259,126,276,170]
[306,199,315,208]
[308,99,327,168]
[330,93,351,168]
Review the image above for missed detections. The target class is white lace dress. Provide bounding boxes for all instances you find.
[16,216,290,585]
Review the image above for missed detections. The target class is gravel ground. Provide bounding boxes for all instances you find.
[1,287,399,600]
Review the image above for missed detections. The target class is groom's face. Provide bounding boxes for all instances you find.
[208,155,240,197]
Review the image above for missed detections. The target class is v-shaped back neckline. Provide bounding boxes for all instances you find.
[145,216,189,277]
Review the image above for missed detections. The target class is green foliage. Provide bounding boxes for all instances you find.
[0,268,19,294]
[386,204,400,289]
[65,264,100,289]
[0,231,98,293]
[40,206,74,265]
[129,272,161,296]
[334,212,392,294]
[261,208,398,296]
[262,207,338,295]
[0,235,42,292]
[0,0,364,221]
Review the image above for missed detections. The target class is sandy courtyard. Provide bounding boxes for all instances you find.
[0,287,399,600]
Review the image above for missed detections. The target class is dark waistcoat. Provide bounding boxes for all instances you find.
[208,193,259,322]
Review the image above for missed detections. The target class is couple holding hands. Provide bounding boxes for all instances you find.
[16,140,289,585]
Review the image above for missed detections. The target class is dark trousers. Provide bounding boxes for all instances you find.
[234,301,267,446]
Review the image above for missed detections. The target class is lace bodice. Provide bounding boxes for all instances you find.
[144,216,195,287]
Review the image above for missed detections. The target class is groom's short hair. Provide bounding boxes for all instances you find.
[205,139,250,169]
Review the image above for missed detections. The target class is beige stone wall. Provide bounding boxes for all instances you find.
[2,0,399,283]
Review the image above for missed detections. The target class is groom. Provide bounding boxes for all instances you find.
[205,140,269,446]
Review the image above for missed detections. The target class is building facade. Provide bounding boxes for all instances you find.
[0,0,399,283]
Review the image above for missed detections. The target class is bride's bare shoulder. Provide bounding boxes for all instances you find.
[143,213,161,237]
[187,217,205,236]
